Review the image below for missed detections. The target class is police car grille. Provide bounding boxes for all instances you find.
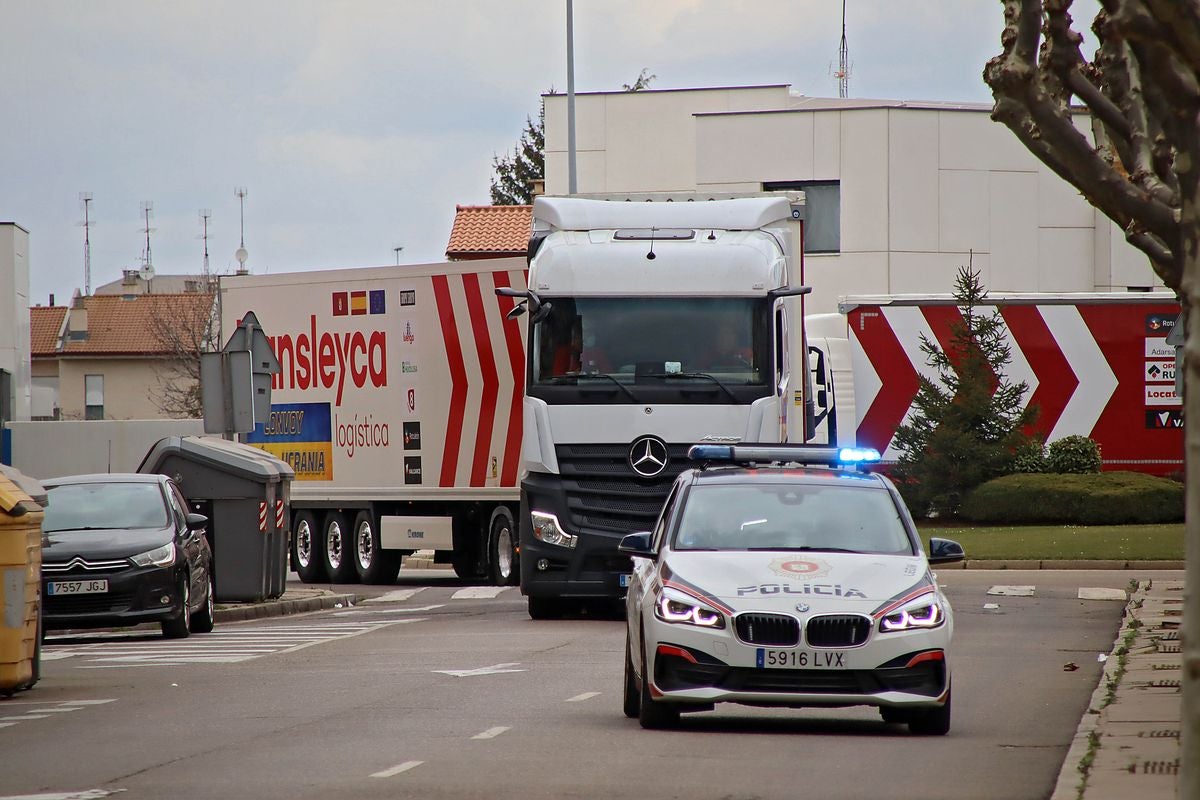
[806,615,872,648]
[556,444,691,535]
[735,613,801,646]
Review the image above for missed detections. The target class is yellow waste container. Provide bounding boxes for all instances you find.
[0,471,43,695]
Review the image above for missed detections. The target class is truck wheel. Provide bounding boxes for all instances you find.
[322,512,358,583]
[353,510,401,585]
[527,596,564,620]
[487,508,519,587]
[292,511,327,583]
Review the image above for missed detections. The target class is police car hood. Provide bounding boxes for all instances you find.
[662,551,932,612]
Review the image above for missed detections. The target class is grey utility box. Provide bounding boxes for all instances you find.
[139,436,294,602]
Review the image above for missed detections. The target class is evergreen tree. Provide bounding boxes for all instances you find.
[891,265,1038,517]
[490,100,544,206]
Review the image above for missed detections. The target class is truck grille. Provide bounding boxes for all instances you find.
[735,613,801,646]
[556,443,691,535]
[806,614,872,648]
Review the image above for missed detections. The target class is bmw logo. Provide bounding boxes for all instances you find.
[795,603,810,613]
[628,435,669,478]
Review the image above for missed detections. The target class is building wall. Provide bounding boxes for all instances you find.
[544,89,1163,314]
[0,223,32,421]
[56,357,180,420]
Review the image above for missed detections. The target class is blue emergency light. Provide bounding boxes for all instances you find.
[687,443,881,469]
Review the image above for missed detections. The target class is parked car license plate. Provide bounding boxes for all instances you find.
[47,579,109,596]
[756,648,847,669]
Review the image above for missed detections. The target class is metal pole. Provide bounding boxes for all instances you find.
[567,0,577,195]
[1183,298,1198,800]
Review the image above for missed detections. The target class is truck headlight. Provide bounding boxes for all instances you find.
[879,597,944,632]
[530,511,577,548]
[131,542,176,568]
[654,588,726,629]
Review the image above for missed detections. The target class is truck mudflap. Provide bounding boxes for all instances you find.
[518,478,634,600]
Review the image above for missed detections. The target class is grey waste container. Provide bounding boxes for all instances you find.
[139,436,293,602]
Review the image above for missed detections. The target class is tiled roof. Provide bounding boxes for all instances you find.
[445,204,532,259]
[35,293,216,356]
[30,306,67,356]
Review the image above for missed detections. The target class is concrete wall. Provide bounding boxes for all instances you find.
[0,224,32,421]
[543,89,1163,314]
[4,418,206,480]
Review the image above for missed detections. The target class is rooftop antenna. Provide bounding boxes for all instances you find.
[79,192,94,296]
[393,244,404,265]
[834,0,851,98]
[139,201,156,289]
[234,186,249,275]
[199,209,212,283]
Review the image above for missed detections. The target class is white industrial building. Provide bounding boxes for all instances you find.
[0,223,32,426]
[541,85,1161,314]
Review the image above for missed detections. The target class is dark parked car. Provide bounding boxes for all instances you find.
[41,473,215,638]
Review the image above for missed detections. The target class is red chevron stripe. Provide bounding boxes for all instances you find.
[1001,306,1075,439]
[432,275,467,487]
[850,307,918,453]
[493,271,526,487]
[463,273,498,487]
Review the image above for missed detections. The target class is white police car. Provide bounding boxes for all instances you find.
[621,444,964,733]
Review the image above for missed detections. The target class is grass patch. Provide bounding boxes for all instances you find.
[917,523,1184,561]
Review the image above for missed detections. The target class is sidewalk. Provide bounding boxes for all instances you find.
[211,586,360,623]
[1052,578,1183,800]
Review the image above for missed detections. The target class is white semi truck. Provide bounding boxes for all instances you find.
[220,194,829,618]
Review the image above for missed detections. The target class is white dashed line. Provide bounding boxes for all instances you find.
[987,585,1035,597]
[451,586,512,600]
[472,726,511,740]
[1079,587,1128,601]
[370,761,424,779]
[565,692,600,702]
[364,588,427,603]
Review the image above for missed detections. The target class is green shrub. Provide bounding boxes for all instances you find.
[1046,435,1102,474]
[1011,439,1047,474]
[960,471,1184,524]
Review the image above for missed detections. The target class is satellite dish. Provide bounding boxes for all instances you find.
[139,263,156,281]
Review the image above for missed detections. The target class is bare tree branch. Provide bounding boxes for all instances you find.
[144,293,218,418]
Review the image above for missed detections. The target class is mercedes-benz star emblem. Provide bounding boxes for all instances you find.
[628,435,669,478]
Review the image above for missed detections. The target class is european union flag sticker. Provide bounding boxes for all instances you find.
[369,289,386,314]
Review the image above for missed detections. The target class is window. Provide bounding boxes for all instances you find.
[763,180,840,253]
[84,374,104,420]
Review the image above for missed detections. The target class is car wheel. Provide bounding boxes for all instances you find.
[638,642,679,729]
[908,689,951,736]
[190,572,215,634]
[292,511,327,583]
[322,511,358,583]
[487,510,519,587]
[879,706,910,725]
[162,573,192,639]
[527,596,564,620]
[623,632,640,719]
[352,511,401,585]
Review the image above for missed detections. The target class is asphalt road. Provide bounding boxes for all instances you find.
[0,569,1176,800]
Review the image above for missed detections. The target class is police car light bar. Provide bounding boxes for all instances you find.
[687,444,881,468]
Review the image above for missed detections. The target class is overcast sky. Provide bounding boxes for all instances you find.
[2,1,1103,307]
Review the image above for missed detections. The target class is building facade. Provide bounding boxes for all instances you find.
[0,223,32,425]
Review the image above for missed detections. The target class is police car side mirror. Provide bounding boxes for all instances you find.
[928,537,965,565]
[618,531,656,559]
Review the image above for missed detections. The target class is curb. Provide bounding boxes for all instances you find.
[212,591,360,623]
[937,560,1185,571]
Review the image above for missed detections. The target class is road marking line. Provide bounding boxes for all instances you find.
[333,605,444,617]
[0,715,50,721]
[987,585,1035,597]
[565,692,600,702]
[370,761,424,778]
[451,586,512,600]
[364,588,426,603]
[472,726,511,740]
[1079,587,1127,601]
[0,791,126,799]
[983,603,1000,610]
[434,662,525,677]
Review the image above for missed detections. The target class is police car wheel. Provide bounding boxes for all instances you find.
[908,690,951,736]
[638,643,679,729]
[622,633,640,719]
[879,706,910,725]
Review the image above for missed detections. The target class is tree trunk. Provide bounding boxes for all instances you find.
[1181,149,1200,800]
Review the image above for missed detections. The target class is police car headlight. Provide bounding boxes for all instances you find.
[654,588,726,629]
[131,542,176,568]
[879,597,944,632]
[530,511,577,548]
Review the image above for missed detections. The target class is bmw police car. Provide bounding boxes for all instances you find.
[621,444,964,733]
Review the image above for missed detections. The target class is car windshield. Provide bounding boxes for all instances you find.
[672,482,913,555]
[43,482,170,533]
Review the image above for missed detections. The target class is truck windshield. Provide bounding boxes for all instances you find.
[532,297,767,387]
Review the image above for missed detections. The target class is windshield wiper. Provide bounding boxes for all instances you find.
[576,372,640,402]
[745,546,859,553]
[645,372,739,403]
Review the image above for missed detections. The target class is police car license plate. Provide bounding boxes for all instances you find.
[756,648,847,669]
[47,579,109,596]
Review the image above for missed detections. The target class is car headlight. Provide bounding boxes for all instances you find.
[131,542,176,568]
[654,588,726,629]
[879,596,944,632]
[530,511,577,548]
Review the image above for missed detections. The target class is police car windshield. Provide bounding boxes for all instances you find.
[672,483,913,555]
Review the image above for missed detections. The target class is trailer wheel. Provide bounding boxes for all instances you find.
[292,511,326,583]
[322,511,358,583]
[487,508,519,587]
[353,510,401,585]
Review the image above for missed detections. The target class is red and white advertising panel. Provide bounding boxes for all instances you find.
[846,297,1183,474]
